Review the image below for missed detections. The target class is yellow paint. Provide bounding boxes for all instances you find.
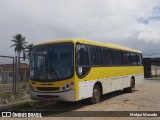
[34,39,142,53]
[29,78,75,91]
[78,66,144,82]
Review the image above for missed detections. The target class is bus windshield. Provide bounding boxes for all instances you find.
[30,43,74,81]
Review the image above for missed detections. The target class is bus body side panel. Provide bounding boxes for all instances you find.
[78,81,95,100]
[77,66,144,100]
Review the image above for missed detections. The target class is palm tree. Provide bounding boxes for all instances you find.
[10,34,27,88]
[25,43,33,59]
[10,34,27,57]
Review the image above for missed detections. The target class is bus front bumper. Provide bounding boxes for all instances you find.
[29,90,76,102]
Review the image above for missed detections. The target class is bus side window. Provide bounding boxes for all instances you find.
[137,54,142,65]
[76,44,89,66]
[76,44,90,78]
[122,52,130,65]
[102,48,114,65]
[113,50,122,65]
[130,53,137,65]
[108,49,114,65]
[102,48,108,65]
[91,47,102,65]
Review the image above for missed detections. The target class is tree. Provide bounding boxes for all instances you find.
[25,43,33,59]
[10,34,27,57]
[10,34,27,88]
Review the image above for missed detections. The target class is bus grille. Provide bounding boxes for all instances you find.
[37,95,59,98]
[36,87,60,91]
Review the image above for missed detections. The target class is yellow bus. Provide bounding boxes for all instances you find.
[29,39,144,104]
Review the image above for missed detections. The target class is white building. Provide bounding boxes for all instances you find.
[0,63,29,83]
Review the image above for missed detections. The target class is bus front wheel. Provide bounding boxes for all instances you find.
[90,84,101,104]
[124,78,135,93]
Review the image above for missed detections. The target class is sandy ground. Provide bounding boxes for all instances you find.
[1,79,160,120]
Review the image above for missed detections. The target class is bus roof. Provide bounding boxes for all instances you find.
[35,38,142,53]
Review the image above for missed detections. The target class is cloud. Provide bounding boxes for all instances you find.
[0,0,160,57]
[138,5,160,24]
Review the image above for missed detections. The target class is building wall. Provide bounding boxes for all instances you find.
[151,65,160,77]
[0,63,29,83]
[0,71,13,83]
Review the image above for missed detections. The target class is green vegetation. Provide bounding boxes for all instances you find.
[11,100,44,111]
[11,102,32,111]
[0,91,12,97]
[25,43,33,59]
[19,81,29,89]
[10,33,33,59]
[10,34,27,57]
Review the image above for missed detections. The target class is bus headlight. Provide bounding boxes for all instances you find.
[61,82,74,91]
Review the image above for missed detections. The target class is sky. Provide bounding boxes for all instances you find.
[0,0,160,57]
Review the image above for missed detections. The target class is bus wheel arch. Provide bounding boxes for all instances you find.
[130,76,135,91]
[90,82,102,104]
[124,76,135,93]
[131,76,135,83]
[95,82,103,96]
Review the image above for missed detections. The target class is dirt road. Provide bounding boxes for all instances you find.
[3,79,160,120]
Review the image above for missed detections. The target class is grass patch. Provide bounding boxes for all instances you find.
[19,81,29,90]
[0,91,12,94]
[11,102,32,111]
[10,100,44,111]
[0,91,12,98]
[0,91,5,96]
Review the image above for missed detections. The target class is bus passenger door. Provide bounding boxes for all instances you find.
[76,44,91,100]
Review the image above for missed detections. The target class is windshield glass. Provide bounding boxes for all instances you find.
[30,43,74,81]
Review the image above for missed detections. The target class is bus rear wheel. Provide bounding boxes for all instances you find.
[124,78,135,93]
[90,84,101,104]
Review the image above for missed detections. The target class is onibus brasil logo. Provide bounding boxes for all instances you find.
[1,112,42,118]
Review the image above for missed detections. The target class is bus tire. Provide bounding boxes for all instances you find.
[90,84,101,104]
[124,78,135,93]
